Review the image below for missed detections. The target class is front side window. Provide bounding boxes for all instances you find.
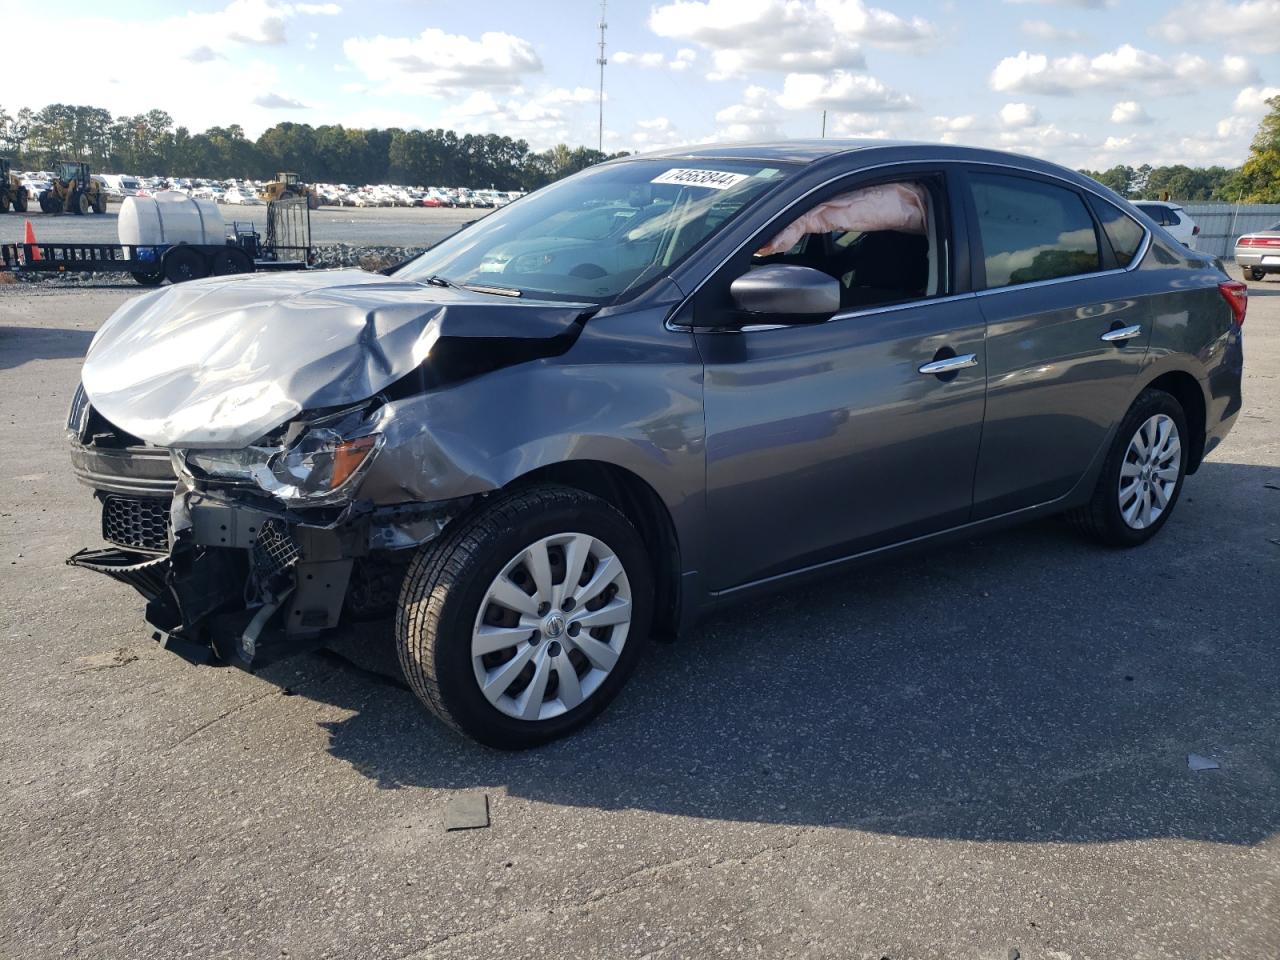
[396,160,792,304]
[748,178,946,310]
[968,173,1100,289]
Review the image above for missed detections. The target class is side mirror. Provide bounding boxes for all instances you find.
[730,264,840,316]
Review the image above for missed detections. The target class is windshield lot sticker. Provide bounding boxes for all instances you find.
[651,168,749,190]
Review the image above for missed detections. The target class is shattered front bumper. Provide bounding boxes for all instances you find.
[68,491,463,670]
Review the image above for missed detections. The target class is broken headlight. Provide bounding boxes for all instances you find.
[178,413,382,506]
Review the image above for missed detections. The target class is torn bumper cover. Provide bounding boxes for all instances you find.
[67,492,466,670]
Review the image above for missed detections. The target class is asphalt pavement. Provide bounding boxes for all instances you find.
[1,277,1277,959]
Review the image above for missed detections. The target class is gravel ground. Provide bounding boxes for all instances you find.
[0,203,482,247]
[0,279,1278,959]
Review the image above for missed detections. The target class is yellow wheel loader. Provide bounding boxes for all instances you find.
[38,160,108,215]
[0,158,28,214]
[261,172,320,210]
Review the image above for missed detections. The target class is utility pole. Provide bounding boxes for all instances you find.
[821,110,827,138]
[597,0,608,153]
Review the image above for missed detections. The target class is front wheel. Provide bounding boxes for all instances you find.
[396,485,653,749]
[1068,388,1189,547]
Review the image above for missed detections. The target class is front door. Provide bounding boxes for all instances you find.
[693,168,987,592]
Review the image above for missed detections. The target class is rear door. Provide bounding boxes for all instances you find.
[962,169,1152,518]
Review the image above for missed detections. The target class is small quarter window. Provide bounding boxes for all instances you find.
[1091,197,1146,267]
[968,173,1101,289]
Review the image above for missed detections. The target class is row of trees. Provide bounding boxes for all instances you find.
[1080,97,1280,203]
[0,103,626,190]
[4,96,1279,200]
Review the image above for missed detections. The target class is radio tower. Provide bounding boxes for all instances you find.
[596,0,608,153]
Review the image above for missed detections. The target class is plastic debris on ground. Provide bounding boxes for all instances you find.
[445,793,490,831]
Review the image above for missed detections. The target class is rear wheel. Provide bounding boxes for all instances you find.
[1068,389,1189,547]
[163,246,209,284]
[1247,266,1265,281]
[209,247,254,276]
[13,190,26,213]
[131,269,163,286]
[92,192,107,214]
[397,485,653,749]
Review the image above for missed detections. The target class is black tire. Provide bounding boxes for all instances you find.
[163,246,209,284]
[13,190,26,213]
[209,247,254,276]
[39,191,55,214]
[1247,267,1265,281]
[74,191,88,215]
[0,196,8,213]
[396,485,654,749]
[93,192,107,214]
[131,269,164,286]
[1067,388,1189,547]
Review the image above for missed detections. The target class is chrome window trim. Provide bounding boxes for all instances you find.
[667,155,1152,332]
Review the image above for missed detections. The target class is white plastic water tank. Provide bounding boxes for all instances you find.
[118,191,224,248]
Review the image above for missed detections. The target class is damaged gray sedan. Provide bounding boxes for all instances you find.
[68,141,1244,748]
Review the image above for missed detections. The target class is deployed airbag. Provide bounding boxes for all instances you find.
[757,182,928,257]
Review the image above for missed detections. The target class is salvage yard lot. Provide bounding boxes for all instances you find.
[1,281,1278,959]
[0,204,480,249]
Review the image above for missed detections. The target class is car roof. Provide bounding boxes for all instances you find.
[618,139,1115,196]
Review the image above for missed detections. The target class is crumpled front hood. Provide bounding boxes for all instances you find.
[81,269,589,449]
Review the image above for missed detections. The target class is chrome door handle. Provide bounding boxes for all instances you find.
[918,353,979,375]
[1100,324,1142,343]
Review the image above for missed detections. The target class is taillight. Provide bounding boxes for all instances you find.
[1218,281,1247,327]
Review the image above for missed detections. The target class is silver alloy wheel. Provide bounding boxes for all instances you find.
[471,532,633,722]
[1118,413,1181,530]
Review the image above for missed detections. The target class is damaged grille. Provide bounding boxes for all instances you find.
[253,519,301,578]
[102,496,172,553]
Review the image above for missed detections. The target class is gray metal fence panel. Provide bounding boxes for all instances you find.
[1179,203,1280,259]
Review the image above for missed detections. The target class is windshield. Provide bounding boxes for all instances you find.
[397,159,793,303]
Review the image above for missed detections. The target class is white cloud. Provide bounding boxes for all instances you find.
[613,51,667,68]
[253,92,310,109]
[614,49,700,72]
[990,44,1258,96]
[933,114,978,131]
[714,85,785,140]
[0,0,342,137]
[1019,19,1084,42]
[999,102,1041,127]
[649,0,936,79]
[776,71,914,112]
[1153,1,1280,54]
[343,29,541,97]
[1004,0,1112,7]
[1110,100,1151,124]
[1232,85,1280,113]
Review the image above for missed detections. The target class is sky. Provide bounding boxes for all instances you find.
[2,0,1278,169]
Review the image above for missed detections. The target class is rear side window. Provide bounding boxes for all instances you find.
[1091,197,1146,266]
[967,173,1101,288]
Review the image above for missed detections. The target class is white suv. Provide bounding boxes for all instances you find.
[1134,201,1199,249]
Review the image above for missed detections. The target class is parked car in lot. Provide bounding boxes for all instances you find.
[67,141,1244,749]
[1134,201,1199,249]
[1234,221,1280,281]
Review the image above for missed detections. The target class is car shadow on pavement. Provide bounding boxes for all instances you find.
[0,325,96,370]
[264,458,1280,845]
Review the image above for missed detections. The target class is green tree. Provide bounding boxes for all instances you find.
[1232,94,1280,203]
